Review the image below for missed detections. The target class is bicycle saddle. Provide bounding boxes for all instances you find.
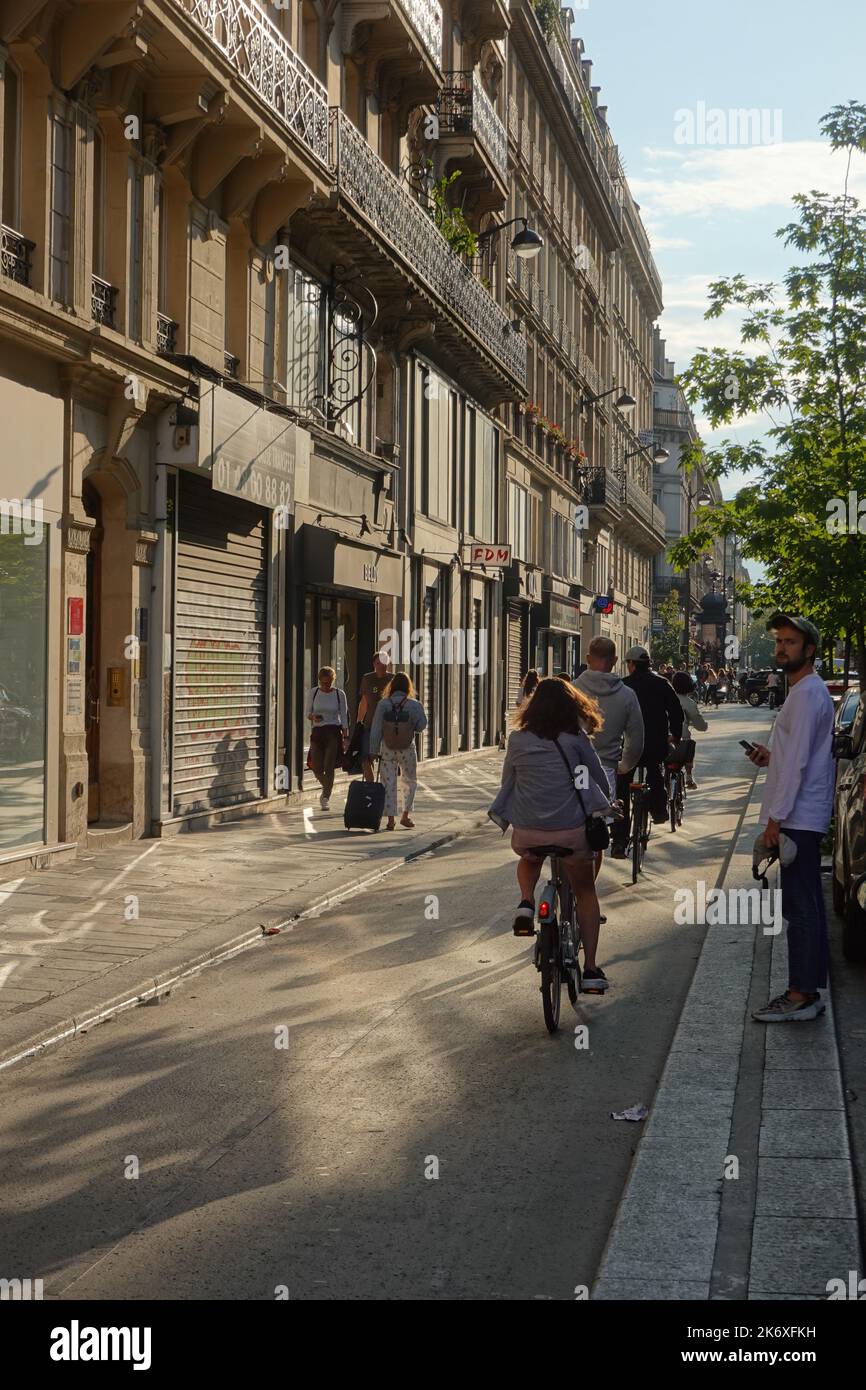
[520,844,575,858]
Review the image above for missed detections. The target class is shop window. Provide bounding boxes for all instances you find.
[0,524,48,849]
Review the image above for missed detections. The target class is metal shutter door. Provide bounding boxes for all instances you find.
[173,473,267,815]
[471,598,482,748]
[507,600,526,711]
[422,588,435,759]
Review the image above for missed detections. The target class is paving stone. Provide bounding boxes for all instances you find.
[749,1216,861,1296]
[600,1206,720,1284]
[759,1109,850,1159]
[762,1069,844,1111]
[756,1158,857,1220]
[594,1276,710,1300]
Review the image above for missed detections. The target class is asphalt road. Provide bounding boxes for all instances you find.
[2,704,774,1300]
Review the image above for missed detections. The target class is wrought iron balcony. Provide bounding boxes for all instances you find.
[156,312,179,355]
[654,406,694,432]
[583,464,624,513]
[398,0,442,67]
[91,274,118,327]
[328,109,525,390]
[1,225,34,286]
[436,71,508,183]
[171,0,329,166]
[545,32,622,233]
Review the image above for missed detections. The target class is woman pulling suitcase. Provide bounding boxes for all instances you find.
[369,673,428,830]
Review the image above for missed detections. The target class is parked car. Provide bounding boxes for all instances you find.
[743,669,776,706]
[825,674,860,706]
[832,694,866,961]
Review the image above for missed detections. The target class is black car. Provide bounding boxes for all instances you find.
[832,693,866,961]
[742,669,776,706]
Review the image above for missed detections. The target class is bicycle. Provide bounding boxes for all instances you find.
[665,758,686,832]
[520,845,582,1033]
[628,766,652,884]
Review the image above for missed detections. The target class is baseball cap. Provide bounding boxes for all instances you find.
[765,611,820,650]
[624,645,650,662]
[752,830,798,884]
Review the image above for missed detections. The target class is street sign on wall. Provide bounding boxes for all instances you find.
[465,544,511,566]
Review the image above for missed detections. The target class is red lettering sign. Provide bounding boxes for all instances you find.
[68,597,84,635]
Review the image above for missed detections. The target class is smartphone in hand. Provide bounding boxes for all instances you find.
[740,740,756,752]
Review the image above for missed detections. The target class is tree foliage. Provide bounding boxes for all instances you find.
[668,102,866,678]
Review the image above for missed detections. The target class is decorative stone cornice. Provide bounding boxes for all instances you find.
[63,515,96,554]
[133,529,159,567]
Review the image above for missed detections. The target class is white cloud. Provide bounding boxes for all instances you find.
[632,140,866,220]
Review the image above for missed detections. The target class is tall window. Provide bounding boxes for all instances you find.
[468,408,496,541]
[127,159,144,338]
[283,263,322,410]
[421,366,452,525]
[2,59,21,227]
[508,480,529,561]
[91,125,105,276]
[49,115,73,302]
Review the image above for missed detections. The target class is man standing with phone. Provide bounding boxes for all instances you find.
[745,614,835,1022]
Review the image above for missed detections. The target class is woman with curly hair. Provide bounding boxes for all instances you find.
[490,676,614,991]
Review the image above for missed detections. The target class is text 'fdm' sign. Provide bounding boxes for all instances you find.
[465,544,511,566]
[199,384,309,510]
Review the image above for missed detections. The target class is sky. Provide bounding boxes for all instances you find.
[568,0,866,502]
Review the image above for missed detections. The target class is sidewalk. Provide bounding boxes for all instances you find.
[593,760,862,1300]
[0,748,504,1071]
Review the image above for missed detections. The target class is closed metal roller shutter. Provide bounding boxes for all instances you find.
[507,601,526,710]
[173,473,267,816]
[470,597,482,748]
[422,588,435,759]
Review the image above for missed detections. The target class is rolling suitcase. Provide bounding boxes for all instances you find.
[344,777,386,832]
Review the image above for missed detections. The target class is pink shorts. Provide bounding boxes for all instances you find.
[511,824,593,860]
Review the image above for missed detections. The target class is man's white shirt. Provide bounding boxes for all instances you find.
[759,672,835,832]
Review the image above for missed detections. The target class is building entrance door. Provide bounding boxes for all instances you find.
[83,481,102,824]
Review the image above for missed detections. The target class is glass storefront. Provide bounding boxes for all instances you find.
[0,526,48,849]
[303,592,370,725]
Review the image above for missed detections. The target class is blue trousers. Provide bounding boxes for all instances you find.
[780,828,828,994]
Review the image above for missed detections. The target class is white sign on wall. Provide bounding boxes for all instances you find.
[465,544,511,566]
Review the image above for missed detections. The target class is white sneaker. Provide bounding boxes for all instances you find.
[319,794,330,810]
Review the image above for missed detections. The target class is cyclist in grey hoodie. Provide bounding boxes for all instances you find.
[575,636,645,880]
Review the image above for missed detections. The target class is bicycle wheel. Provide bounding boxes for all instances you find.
[676,775,685,827]
[559,879,581,1006]
[631,790,643,883]
[539,920,562,1033]
[669,773,677,833]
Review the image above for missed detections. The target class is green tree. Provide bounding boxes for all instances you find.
[651,590,685,666]
[668,102,866,680]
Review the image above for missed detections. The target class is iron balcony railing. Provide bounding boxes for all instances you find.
[436,71,508,181]
[545,32,622,230]
[584,464,624,509]
[623,189,663,305]
[156,312,178,354]
[654,406,694,431]
[1,225,34,285]
[625,477,668,537]
[331,109,525,387]
[172,0,329,166]
[91,274,118,327]
[397,0,443,69]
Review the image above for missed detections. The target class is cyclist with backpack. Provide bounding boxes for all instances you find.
[369,673,428,830]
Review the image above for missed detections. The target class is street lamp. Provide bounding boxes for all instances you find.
[626,444,670,465]
[477,215,544,260]
[578,383,637,416]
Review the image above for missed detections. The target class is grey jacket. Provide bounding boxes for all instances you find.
[574,669,645,771]
[488,729,613,832]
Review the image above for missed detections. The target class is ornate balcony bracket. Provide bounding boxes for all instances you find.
[340,0,443,122]
[306,266,379,429]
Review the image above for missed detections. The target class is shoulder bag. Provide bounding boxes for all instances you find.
[553,736,610,851]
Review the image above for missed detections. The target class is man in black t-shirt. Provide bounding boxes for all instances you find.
[357,653,391,781]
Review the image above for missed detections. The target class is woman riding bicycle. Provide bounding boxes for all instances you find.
[489,676,614,992]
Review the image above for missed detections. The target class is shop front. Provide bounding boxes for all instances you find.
[0,348,64,876]
[533,588,583,679]
[296,525,403,768]
[153,382,307,826]
[502,560,542,711]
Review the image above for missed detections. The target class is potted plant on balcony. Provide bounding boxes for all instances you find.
[429,169,479,261]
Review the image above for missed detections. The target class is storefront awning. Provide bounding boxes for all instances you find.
[300,526,403,596]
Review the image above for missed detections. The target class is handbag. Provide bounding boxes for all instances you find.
[666,737,696,767]
[554,736,610,851]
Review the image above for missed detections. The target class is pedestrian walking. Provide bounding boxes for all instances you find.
[305,666,349,811]
[369,672,427,830]
[357,652,392,781]
[671,671,707,788]
[766,667,780,709]
[488,676,614,991]
[746,614,835,1022]
[575,636,644,886]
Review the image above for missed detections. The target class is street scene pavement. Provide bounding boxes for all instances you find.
[2,704,862,1301]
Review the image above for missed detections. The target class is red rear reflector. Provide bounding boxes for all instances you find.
[538,902,551,919]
